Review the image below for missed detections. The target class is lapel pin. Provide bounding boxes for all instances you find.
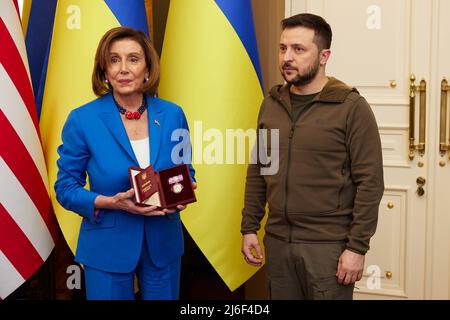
[154,119,160,126]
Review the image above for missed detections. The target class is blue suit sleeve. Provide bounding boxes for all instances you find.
[54,110,101,223]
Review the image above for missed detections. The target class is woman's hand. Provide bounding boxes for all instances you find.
[95,182,197,216]
[95,189,165,216]
[162,182,197,214]
[161,205,184,214]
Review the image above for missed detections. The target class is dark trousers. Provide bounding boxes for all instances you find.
[264,235,354,300]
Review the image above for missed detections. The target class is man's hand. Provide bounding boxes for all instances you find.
[241,234,263,266]
[336,249,365,285]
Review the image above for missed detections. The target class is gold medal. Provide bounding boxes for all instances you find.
[169,174,184,194]
[172,183,184,194]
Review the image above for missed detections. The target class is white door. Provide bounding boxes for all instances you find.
[286,0,450,299]
[427,0,450,299]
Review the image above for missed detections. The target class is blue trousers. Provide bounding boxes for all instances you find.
[84,235,181,300]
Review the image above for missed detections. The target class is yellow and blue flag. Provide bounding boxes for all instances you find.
[39,0,150,253]
[22,0,57,118]
[159,0,265,291]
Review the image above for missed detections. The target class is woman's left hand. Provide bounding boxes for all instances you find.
[162,182,196,214]
[163,205,186,214]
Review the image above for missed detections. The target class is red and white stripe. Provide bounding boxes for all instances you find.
[0,1,56,300]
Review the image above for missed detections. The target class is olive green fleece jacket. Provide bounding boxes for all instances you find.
[241,77,384,255]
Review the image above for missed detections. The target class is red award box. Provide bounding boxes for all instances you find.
[128,164,196,209]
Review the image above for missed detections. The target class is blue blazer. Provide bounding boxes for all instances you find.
[54,92,195,273]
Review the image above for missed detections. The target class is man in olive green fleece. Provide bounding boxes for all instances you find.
[241,13,384,300]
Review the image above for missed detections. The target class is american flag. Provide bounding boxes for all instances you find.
[0,1,57,299]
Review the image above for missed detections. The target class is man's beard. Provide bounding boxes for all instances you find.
[281,57,320,87]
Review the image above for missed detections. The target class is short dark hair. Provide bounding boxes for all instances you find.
[281,13,332,51]
[92,27,160,97]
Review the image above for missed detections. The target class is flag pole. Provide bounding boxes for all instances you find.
[144,0,154,43]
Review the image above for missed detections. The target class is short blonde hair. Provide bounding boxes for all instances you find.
[92,27,160,97]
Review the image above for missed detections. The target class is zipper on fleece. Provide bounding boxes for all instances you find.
[285,124,295,243]
[274,96,295,244]
[275,94,315,244]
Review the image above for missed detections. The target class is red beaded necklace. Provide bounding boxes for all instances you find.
[113,95,147,120]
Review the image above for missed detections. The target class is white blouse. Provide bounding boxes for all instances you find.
[130,137,150,168]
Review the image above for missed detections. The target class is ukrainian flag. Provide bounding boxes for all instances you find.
[39,0,150,253]
[22,0,57,118]
[159,0,265,291]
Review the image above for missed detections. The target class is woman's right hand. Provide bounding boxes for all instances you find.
[95,189,166,216]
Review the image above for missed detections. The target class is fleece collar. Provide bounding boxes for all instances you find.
[270,77,358,106]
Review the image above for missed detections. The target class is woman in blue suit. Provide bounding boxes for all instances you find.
[54,27,195,300]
